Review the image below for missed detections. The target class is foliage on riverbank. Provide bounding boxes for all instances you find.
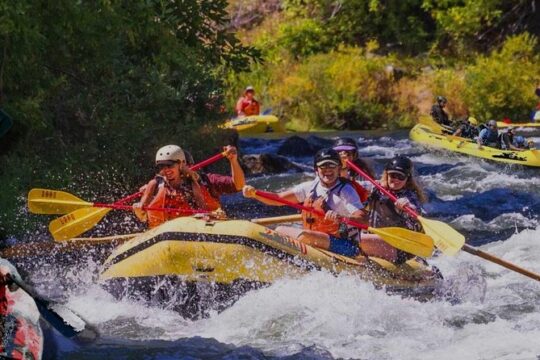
[0,0,254,237]
[225,0,540,130]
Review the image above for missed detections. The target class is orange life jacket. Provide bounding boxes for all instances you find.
[199,184,221,211]
[241,98,260,116]
[146,180,199,228]
[301,180,349,237]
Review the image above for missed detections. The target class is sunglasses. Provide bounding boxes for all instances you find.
[156,162,178,171]
[388,172,408,181]
[317,163,339,170]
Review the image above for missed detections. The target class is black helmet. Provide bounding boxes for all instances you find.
[333,137,358,152]
[385,155,412,176]
[436,96,447,104]
[314,148,341,168]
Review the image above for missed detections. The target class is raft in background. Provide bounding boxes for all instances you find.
[496,121,540,129]
[99,217,441,318]
[410,123,540,167]
[220,115,285,135]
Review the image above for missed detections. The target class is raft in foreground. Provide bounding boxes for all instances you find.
[410,124,540,167]
[220,115,284,135]
[99,217,442,318]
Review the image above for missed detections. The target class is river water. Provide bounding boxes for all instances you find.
[9,130,540,359]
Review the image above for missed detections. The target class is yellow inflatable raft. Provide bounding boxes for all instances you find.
[99,217,441,317]
[410,124,540,167]
[220,115,284,135]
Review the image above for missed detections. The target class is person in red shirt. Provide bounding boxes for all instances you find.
[235,86,260,117]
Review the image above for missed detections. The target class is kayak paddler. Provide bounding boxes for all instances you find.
[235,85,260,117]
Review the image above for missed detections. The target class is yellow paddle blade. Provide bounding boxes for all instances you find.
[418,216,465,256]
[49,207,111,241]
[368,226,434,258]
[28,188,92,214]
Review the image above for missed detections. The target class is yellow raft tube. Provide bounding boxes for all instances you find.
[100,217,441,317]
[220,115,285,135]
[410,123,540,167]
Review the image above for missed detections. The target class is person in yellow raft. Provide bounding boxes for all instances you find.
[235,85,260,117]
[243,148,393,259]
[134,145,244,227]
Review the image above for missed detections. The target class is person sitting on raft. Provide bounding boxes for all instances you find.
[499,127,523,151]
[453,116,479,139]
[358,155,427,264]
[235,85,260,117]
[332,137,374,202]
[477,120,499,149]
[183,146,245,211]
[243,148,391,260]
[134,145,209,228]
[430,96,453,133]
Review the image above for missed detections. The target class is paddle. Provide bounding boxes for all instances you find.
[253,190,434,257]
[251,214,302,225]
[28,189,142,215]
[29,152,225,215]
[5,273,97,340]
[346,160,540,282]
[49,204,210,241]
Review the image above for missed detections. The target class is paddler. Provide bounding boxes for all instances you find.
[477,120,499,148]
[357,155,428,264]
[243,148,371,258]
[430,95,453,132]
[235,86,261,117]
[133,145,208,227]
[0,258,43,360]
[332,137,374,202]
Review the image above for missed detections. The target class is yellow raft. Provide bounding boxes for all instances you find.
[496,121,540,129]
[410,124,540,167]
[220,115,284,135]
[99,217,441,317]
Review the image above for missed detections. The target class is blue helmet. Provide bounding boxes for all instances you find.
[515,136,525,146]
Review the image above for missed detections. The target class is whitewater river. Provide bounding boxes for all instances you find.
[8,130,540,359]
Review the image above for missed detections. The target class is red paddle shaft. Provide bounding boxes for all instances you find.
[254,190,368,230]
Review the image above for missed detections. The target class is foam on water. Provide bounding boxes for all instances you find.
[60,227,540,360]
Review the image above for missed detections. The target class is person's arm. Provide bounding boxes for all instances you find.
[133,179,158,221]
[453,126,463,137]
[243,185,301,206]
[236,98,245,116]
[223,145,245,190]
[477,129,486,148]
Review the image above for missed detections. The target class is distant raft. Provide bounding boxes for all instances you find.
[220,115,285,135]
[99,217,442,318]
[410,124,540,167]
[496,121,540,129]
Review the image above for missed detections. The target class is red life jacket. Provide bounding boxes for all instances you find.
[199,184,221,211]
[147,179,201,228]
[301,180,349,237]
[239,98,260,116]
[350,180,369,203]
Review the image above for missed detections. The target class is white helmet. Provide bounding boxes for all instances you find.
[155,145,186,165]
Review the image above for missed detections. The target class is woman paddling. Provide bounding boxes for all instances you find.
[243,148,367,257]
[133,145,208,228]
[359,155,428,263]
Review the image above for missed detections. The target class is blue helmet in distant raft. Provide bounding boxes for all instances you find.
[515,136,525,146]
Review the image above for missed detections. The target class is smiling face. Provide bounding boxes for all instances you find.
[316,162,340,186]
[156,161,183,182]
[386,170,408,191]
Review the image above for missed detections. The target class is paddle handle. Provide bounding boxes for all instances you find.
[92,203,209,214]
[254,190,368,231]
[462,245,540,282]
[345,160,418,219]
[189,152,226,172]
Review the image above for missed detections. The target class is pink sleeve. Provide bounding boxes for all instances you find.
[206,173,238,195]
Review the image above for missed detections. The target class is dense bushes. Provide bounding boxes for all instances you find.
[0,0,255,237]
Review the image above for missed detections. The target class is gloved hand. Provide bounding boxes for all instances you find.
[395,197,415,211]
[243,185,257,198]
